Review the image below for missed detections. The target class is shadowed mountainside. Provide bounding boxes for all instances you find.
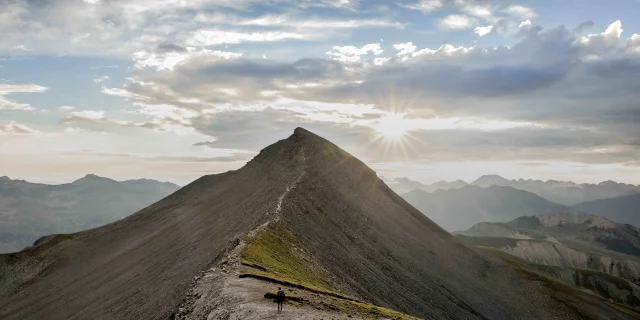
[402,186,567,231]
[572,194,640,227]
[0,175,180,253]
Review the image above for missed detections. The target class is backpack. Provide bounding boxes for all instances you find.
[277,290,285,301]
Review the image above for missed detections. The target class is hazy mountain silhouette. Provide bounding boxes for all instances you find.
[572,194,640,227]
[385,177,468,194]
[403,186,568,231]
[472,175,640,205]
[0,175,179,253]
[0,128,578,320]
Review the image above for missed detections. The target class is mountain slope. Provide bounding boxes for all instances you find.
[0,175,180,253]
[457,213,640,279]
[572,194,640,227]
[402,186,567,231]
[1,128,575,320]
[472,175,640,206]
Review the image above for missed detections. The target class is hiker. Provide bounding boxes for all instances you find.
[277,287,286,312]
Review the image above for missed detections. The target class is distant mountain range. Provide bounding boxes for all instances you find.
[402,186,568,231]
[403,185,640,230]
[0,174,180,253]
[387,175,640,206]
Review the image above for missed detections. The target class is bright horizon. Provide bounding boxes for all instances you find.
[2,0,640,185]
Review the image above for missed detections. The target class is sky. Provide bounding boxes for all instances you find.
[1,0,639,185]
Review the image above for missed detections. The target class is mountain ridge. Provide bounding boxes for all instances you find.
[0,174,180,253]
[0,127,574,320]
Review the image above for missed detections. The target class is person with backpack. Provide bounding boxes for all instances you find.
[276,287,286,312]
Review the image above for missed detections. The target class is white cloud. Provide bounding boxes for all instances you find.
[326,43,383,63]
[519,20,532,28]
[0,121,38,135]
[579,21,624,57]
[186,30,310,46]
[133,47,243,71]
[502,5,538,20]
[626,34,640,53]
[0,83,48,110]
[93,75,109,83]
[101,87,134,98]
[437,15,474,30]
[460,4,495,22]
[195,13,402,29]
[59,106,76,111]
[12,45,32,52]
[399,0,444,13]
[63,110,107,123]
[474,25,494,36]
[393,42,417,56]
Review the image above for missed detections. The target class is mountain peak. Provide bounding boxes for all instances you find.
[72,174,116,184]
[0,176,11,181]
[472,174,509,186]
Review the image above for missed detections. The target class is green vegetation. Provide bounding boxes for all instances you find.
[240,222,336,291]
[240,222,419,320]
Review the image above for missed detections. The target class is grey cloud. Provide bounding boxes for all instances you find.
[116,20,640,166]
[155,43,187,53]
[575,20,595,33]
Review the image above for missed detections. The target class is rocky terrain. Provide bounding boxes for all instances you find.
[0,175,179,253]
[457,213,640,279]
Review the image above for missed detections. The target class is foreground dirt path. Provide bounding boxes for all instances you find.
[178,264,367,320]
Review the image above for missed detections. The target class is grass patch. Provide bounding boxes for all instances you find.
[240,222,419,319]
[240,222,336,291]
[239,271,355,301]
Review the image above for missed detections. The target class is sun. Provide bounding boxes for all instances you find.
[374,113,408,140]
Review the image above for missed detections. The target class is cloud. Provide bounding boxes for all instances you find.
[474,25,493,36]
[326,43,383,63]
[398,0,444,13]
[63,110,108,123]
[185,29,311,47]
[501,5,538,20]
[437,15,474,30]
[579,21,624,57]
[133,45,243,71]
[93,75,109,83]
[575,21,595,33]
[0,84,48,110]
[195,13,403,29]
[77,20,640,166]
[0,121,38,135]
